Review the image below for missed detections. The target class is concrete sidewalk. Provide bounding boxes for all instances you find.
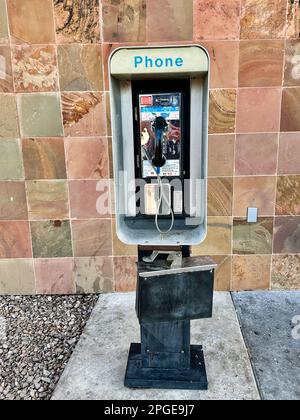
[52,292,259,400]
[232,291,300,401]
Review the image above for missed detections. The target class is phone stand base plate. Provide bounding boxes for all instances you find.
[124,343,208,390]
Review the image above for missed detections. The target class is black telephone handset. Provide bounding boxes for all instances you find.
[151,116,168,171]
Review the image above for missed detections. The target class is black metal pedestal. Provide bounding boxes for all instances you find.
[125,321,208,390]
[124,248,216,391]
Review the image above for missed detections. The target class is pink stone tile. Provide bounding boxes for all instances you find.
[278,133,300,175]
[236,88,281,133]
[0,182,28,220]
[69,180,112,219]
[0,221,32,258]
[233,176,277,217]
[147,0,193,42]
[208,135,235,177]
[65,137,109,179]
[34,258,75,295]
[114,256,137,292]
[235,133,278,175]
[35,258,75,295]
[280,87,300,132]
[72,219,112,257]
[274,216,300,254]
[7,0,56,44]
[22,138,67,180]
[194,0,241,41]
[239,40,284,87]
[62,92,106,137]
[201,41,239,88]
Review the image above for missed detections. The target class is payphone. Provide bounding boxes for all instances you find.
[109,46,216,390]
[132,79,190,234]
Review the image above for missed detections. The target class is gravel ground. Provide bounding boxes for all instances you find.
[0,295,99,400]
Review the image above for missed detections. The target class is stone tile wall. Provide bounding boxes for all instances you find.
[0,0,299,294]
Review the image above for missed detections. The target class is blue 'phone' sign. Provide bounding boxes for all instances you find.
[134,56,184,69]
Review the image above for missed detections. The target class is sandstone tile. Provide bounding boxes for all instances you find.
[26,180,69,220]
[102,42,147,90]
[194,0,240,40]
[0,95,19,138]
[35,258,75,295]
[114,256,137,292]
[239,40,284,87]
[108,138,113,179]
[278,133,300,175]
[0,139,24,180]
[0,0,9,43]
[276,176,300,216]
[233,218,273,255]
[102,0,146,42]
[69,180,111,219]
[271,255,300,290]
[7,0,55,44]
[213,255,232,291]
[58,44,103,91]
[0,221,32,258]
[62,92,106,137]
[235,134,278,176]
[74,257,114,293]
[106,92,112,137]
[65,137,109,179]
[22,138,66,180]
[0,259,35,295]
[273,216,300,254]
[209,89,237,134]
[281,87,300,132]
[31,220,73,258]
[54,0,100,43]
[232,255,271,291]
[193,255,232,291]
[233,176,277,217]
[102,43,117,91]
[72,219,112,257]
[18,93,64,137]
[0,181,27,220]
[201,41,239,89]
[12,45,59,93]
[208,178,233,216]
[240,0,287,40]
[0,46,13,92]
[284,40,300,87]
[237,88,281,133]
[192,216,232,255]
[208,135,234,177]
[147,0,192,42]
[112,219,137,256]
